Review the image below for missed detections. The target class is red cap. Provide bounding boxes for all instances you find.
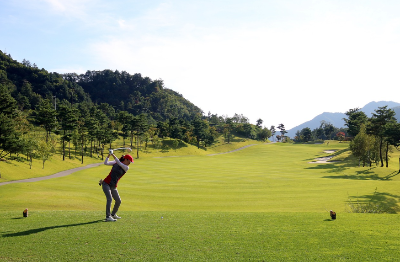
[124,154,133,163]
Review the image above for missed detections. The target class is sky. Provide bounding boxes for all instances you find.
[1,0,400,130]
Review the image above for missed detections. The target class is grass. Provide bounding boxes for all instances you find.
[1,140,400,261]
[0,135,260,182]
[1,141,399,213]
[1,211,400,261]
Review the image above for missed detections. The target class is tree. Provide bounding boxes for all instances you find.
[157,121,169,138]
[323,123,334,140]
[270,125,276,142]
[232,113,249,124]
[336,132,345,142]
[85,115,99,157]
[315,127,324,140]
[277,124,287,142]
[344,108,368,137]
[0,84,17,115]
[256,118,263,128]
[58,104,79,160]
[35,99,58,141]
[350,124,377,167]
[95,109,116,160]
[192,116,208,149]
[301,127,312,142]
[24,135,39,169]
[117,111,133,146]
[168,117,183,140]
[384,122,400,172]
[257,127,272,141]
[172,139,179,151]
[37,135,57,169]
[131,114,149,158]
[238,123,255,139]
[223,118,234,144]
[367,106,396,167]
[0,113,25,158]
[75,119,88,164]
[152,135,161,149]
[0,87,29,159]
[204,126,218,147]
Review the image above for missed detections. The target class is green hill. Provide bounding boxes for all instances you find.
[0,50,202,122]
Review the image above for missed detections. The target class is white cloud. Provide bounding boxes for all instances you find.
[41,0,90,17]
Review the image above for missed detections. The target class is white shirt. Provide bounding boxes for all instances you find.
[104,156,129,172]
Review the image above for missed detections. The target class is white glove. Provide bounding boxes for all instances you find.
[109,149,113,154]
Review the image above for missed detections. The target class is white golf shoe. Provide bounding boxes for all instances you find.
[106,216,116,222]
[112,214,121,219]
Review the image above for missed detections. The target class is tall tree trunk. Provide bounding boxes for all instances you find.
[62,138,65,161]
[379,138,384,167]
[136,135,140,159]
[385,142,389,168]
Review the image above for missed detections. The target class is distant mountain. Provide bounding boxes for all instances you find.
[286,112,346,138]
[394,106,400,122]
[286,101,400,138]
[361,101,400,117]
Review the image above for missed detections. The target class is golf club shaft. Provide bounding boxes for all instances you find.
[112,147,131,151]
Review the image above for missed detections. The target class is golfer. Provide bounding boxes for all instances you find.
[101,150,133,222]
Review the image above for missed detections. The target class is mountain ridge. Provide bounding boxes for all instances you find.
[286,101,400,138]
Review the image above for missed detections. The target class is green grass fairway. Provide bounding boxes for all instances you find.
[1,141,400,260]
[1,142,399,213]
[1,211,399,261]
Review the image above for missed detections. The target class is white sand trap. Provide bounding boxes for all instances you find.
[309,156,335,164]
[324,150,336,154]
[309,150,338,164]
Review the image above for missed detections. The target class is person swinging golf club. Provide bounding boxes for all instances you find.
[100,149,133,222]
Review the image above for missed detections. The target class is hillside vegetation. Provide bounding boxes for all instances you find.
[1,50,273,172]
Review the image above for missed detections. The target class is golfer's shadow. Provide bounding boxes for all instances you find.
[2,220,103,237]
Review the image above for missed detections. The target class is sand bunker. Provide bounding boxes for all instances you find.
[309,150,338,164]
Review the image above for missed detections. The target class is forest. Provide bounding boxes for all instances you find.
[0,50,274,165]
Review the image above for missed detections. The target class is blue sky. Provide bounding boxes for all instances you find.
[1,0,400,129]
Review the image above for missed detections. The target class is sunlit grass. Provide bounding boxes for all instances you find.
[1,141,399,213]
[1,140,400,261]
[0,135,260,182]
[1,211,400,261]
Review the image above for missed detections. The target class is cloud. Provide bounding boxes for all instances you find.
[43,0,67,12]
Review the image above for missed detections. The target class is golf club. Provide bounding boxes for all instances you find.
[110,147,132,152]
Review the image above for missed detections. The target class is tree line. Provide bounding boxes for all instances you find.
[345,107,400,170]
[293,106,400,170]
[0,83,277,168]
[293,121,345,142]
[0,51,280,170]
